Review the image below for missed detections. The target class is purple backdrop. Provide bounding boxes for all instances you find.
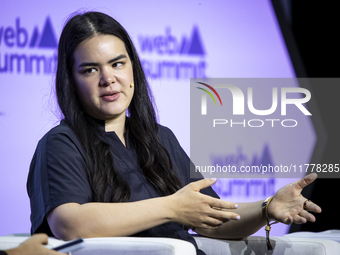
[0,0,315,237]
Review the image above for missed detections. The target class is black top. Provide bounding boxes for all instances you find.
[27,119,218,254]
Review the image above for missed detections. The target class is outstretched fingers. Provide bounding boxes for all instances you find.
[293,214,307,224]
[207,195,238,210]
[304,199,322,213]
[203,196,240,225]
[196,209,240,229]
[299,210,316,222]
[174,178,241,228]
[189,178,219,192]
[295,173,318,190]
[281,199,320,225]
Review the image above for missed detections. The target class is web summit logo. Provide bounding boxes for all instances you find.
[0,17,58,74]
[138,27,206,80]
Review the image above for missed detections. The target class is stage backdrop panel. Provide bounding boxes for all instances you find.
[0,0,316,237]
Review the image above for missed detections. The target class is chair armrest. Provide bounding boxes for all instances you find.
[284,230,340,243]
[72,237,196,255]
[193,235,340,255]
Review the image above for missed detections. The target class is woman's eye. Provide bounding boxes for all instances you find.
[83,68,96,74]
[113,62,123,68]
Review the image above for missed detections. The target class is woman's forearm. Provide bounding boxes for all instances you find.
[47,179,240,241]
[48,196,175,240]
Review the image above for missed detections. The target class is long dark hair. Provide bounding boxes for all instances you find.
[56,11,183,202]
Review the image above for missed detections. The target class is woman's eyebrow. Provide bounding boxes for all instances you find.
[78,54,127,68]
[108,54,127,64]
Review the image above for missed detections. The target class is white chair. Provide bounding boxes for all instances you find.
[2,232,340,255]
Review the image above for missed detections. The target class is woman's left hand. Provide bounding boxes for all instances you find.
[268,173,322,225]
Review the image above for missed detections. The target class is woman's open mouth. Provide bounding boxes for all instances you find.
[101,91,120,101]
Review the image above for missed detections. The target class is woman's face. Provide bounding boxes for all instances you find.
[72,34,134,121]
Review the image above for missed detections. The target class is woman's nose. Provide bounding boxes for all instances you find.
[100,68,116,86]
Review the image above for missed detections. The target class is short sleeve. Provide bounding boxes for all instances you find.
[158,125,219,199]
[27,122,92,235]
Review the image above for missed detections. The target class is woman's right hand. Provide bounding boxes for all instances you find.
[168,178,240,229]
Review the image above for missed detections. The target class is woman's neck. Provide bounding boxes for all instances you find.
[104,114,127,146]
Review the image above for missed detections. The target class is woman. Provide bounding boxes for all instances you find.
[27,11,321,254]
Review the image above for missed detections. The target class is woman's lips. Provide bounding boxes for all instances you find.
[101,92,120,101]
